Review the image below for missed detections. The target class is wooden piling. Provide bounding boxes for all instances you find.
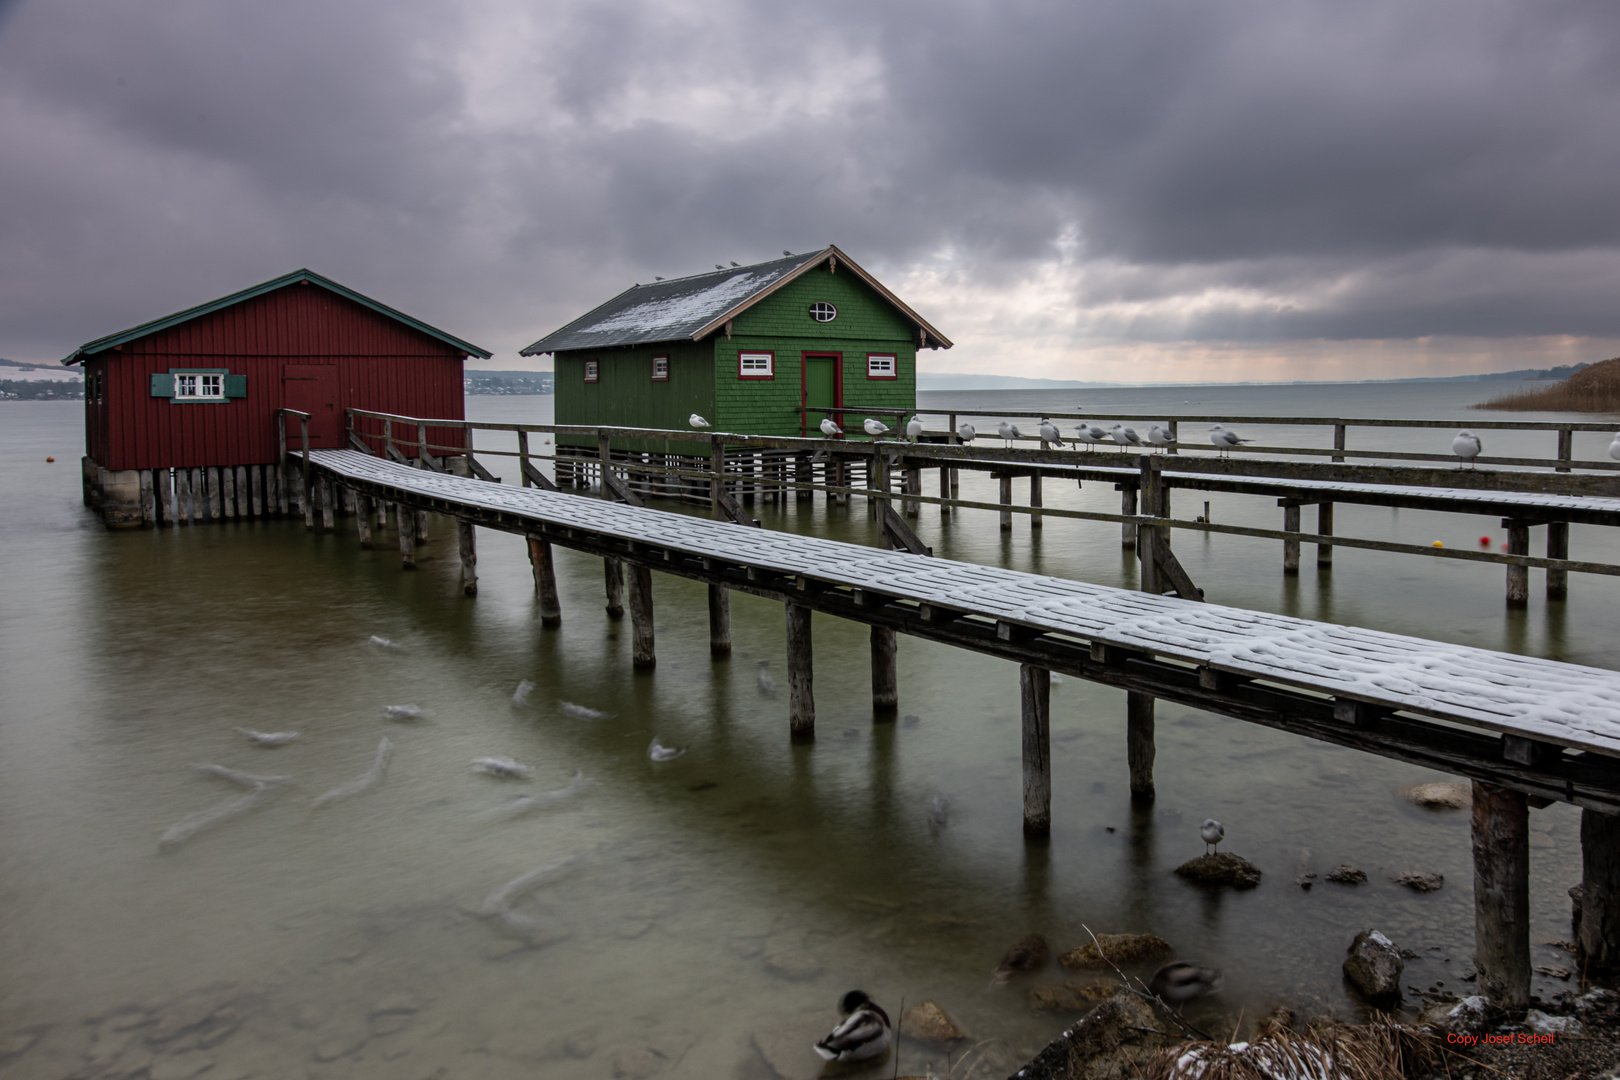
[207,467,222,520]
[1317,502,1334,568]
[871,626,898,714]
[457,519,477,596]
[1547,521,1569,600]
[191,468,205,524]
[301,470,314,529]
[237,466,250,517]
[1127,692,1156,802]
[709,437,724,519]
[250,466,263,517]
[708,584,731,658]
[1580,809,1620,972]
[397,505,416,568]
[796,453,813,503]
[939,466,951,516]
[356,493,372,547]
[138,470,155,526]
[629,564,655,670]
[275,464,288,515]
[1283,502,1301,575]
[320,477,335,532]
[1471,781,1530,1011]
[999,474,1013,530]
[376,496,387,528]
[1506,519,1530,605]
[604,557,625,619]
[905,465,921,518]
[1020,664,1051,837]
[414,509,429,543]
[786,603,814,741]
[221,466,235,519]
[529,539,562,626]
[1030,472,1043,529]
[158,468,176,525]
[1120,487,1136,548]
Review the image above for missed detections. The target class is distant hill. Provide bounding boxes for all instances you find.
[918,373,1117,390]
[920,364,1587,390]
[464,369,552,395]
[1475,358,1620,412]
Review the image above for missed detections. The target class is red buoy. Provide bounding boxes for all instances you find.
[1479,536,1491,546]
[45,456,54,463]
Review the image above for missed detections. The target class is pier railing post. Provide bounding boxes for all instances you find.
[1332,423,1346,464]
[603,558,625,619]
[629,564,655,670]
[1472,780,1531,1012]
[1282,501,1301,574]
[708,584,731,657]
[1547,521,1569,600]
[871,626,898,714]
[518,430,531,488]
[786,603,814,741]
[528,539,562,626]
[1505,518,1530,605]
[1138,457,1162,595]
[1579,808,1620,972]
[709,436,724,519]
[1317,503,1334,569]
[457,519,477,596]
[1030,470,1043,529]
[299,416,311,526]
[1020,664,1051,837]
[1556,427,1573,473]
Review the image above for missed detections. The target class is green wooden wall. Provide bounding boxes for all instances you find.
[554,340,715,453]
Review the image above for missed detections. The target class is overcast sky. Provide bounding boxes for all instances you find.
[4,0,1619,382]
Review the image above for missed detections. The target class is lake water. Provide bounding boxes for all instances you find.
[2,383,1617,1080]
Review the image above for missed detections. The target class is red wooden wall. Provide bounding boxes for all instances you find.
[85,283,468,471]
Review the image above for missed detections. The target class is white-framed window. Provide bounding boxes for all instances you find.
[866,353,897,380]
[809,302,837,322]
[738,351,774,379]
[175,372,225,400]
[584,360,599,383]
[651,356,669,381]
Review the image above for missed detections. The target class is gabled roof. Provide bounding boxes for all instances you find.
[61,268,492,365]
[520,245,951,355]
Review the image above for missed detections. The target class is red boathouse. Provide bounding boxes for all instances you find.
[62,269,490,527]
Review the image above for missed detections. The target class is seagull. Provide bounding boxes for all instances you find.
[654,275,664,281]
[863,418,889,438]
[905,416,924,441]
[689,413,711,429]
[813,991,893,1063]
[729,261,740,267]
[783,249,793,256]
[1610,432,1620,462]
[956,421,976,442]
[1149,962,1222,1010]
[1075,424,1106,451]
[1452,431,1483,470]
[1200,818,1224,855]
[1038,419,1062,446]
[820,417,842,436]
[1209,425,1248,457]
[1147,424,1176,452]
[1110,424,1142,451]
[648,738,686,762]
[997,421,1017,446]
[715,264,724,270]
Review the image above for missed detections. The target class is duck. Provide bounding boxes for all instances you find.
[688,413,711,429]
[863,418,890,438]
[1451,431,1482,470]
[812,990,893,1063]
[820,417,842,436]
[906,416,924,441]
[1200,818,1224,855]
[1148,962,1221,1009]
[956,421,976,443]
[991,934,1050,982]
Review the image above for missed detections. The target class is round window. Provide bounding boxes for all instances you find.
[809,302,837,322]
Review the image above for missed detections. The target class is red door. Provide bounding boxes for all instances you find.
[282,365,341,448]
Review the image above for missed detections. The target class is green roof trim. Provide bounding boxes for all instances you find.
[61,268,492,365]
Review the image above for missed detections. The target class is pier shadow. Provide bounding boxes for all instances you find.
[1020,836,1054,928]
[867,719,896,826]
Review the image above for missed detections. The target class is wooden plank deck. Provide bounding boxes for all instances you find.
[309,449,1620,761]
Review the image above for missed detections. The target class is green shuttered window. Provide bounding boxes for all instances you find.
[151,369,246,403]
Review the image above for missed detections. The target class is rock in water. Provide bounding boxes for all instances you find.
[1059,933,1172,971]
[1174,852,1262,889]
[1029,981,1118,1012]
[1325,864,1367,885]
[993,935,1050,980]
[1404,781,1470,809]
[1392,871,1444,892]
[899,1000,965,1042]
[1343,929,1404,1004]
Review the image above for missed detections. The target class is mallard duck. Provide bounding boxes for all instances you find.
[814,991,892,1063]
[992,934,1050,982]
[1148,962,1221,1007]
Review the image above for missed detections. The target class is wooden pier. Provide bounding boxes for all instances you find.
[292,436,1620,1012]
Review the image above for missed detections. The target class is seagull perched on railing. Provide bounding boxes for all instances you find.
[1147,424,1176,452]
[1610,432,1620,462]
[1451,431,1482,470]
[997,421,1017,446]
[1038,419,1062,446]
[906,416,924,441]
[1075,424,1106,451]
[689,414,711,429]
[863,418,889,438]
[820,417,842,436]
[1209,425,1248,457]
[956,421,976,443]
[1110,424,1142,451]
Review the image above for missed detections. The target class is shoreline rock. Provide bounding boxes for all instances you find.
[1058,933,1171,971]
[1174,853,1261,889]
[1343,929,1404,1004]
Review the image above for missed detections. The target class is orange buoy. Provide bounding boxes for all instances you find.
[1432,540,1444,548]
[45,456,54,462]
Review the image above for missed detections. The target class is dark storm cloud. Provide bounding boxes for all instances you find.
[2,0,1618,362]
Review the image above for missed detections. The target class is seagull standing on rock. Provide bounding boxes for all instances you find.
[863,418,889,438]
[1452,431,1483,470]
[820,417,842,436]
[689,414,710,429]
[1200,818,1224,855]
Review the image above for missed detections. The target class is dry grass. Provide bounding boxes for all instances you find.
[1139,1016,1442,1080]
[1476,356,1620,412]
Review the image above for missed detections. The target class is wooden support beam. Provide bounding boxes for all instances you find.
[524,539,561,626]
[457,520,477,596]
[602,556,624,619]
[880,501,932,555]
[598,431,645,507]
[871,626,898,714]
[999,474,1013,530]
[1506,519,1530,605]
[1547,521,1569,600]
[355,492,372,547]
[629,564,655,670]
[1021,664,1052,837]
[905,464,922,518]
[221,466,235,519]
[138,470,155,526]
[1472,780,1531,1012]
[1317,502,1334,568]
[236,466,250,517]
[320,477,335,532]
[1030,472,1043,529]
[414,509,429,543]
[708,584,731,658]
[786,603,814,741]
[1283,502,1301,575]
[1579,808,1620,972]
[249,465,263,517]
[158,469,175,526]
[1128,691,1156,802]
[939,465,952,516]
[276,464,289,516]
[397,504,416,568]
[208,467,222,521]
[1120,486,1136,548]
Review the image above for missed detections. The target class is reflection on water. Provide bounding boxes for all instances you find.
[1,387,1615,1078]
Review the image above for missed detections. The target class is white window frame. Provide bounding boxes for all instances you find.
[584,360,599,383]
[651,355,669,381]
[866,354,897,380]
[738,351,775,379]
[809,302,837,322]
[173,371,226,401]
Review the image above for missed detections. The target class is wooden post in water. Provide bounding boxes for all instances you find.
[191,468,205,524]
[1127,694,1156,802]
[871,626,898,714]
[221,467,235,519]
[629,564,655,670]
[414,508,429,544]
[1546,522,1569,600]
[138,470,155,526]
[1020,663,1051,837]
[1030,471,1043,529]
[320,477,335,532]
[457,520,477,596]
[1120,486,1136,548]
[159,468,176,525]
[786,603,814,741]
[397,504,416,568]
[376,496,387,528]
[870,449,887,521]
[904,464,921,518]
[355,493,372,547]
[1282,502,1301,575]
[528,539,562,626]
[603,558,625,619]
[208,467,222,520]
[708,584,731,658]
[1471,780,1530,1012]
[939,465,951,517]
[1579,809,1620,972]
[1128,457,1160,802]
[1317,503,1334,569]
[999,474,1013,530]
[250,466,263,517]
[1505,519,1530,605]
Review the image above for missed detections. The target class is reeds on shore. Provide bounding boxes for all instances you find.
[1140,1016,1442,1080]
[1475,356,1620,412]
